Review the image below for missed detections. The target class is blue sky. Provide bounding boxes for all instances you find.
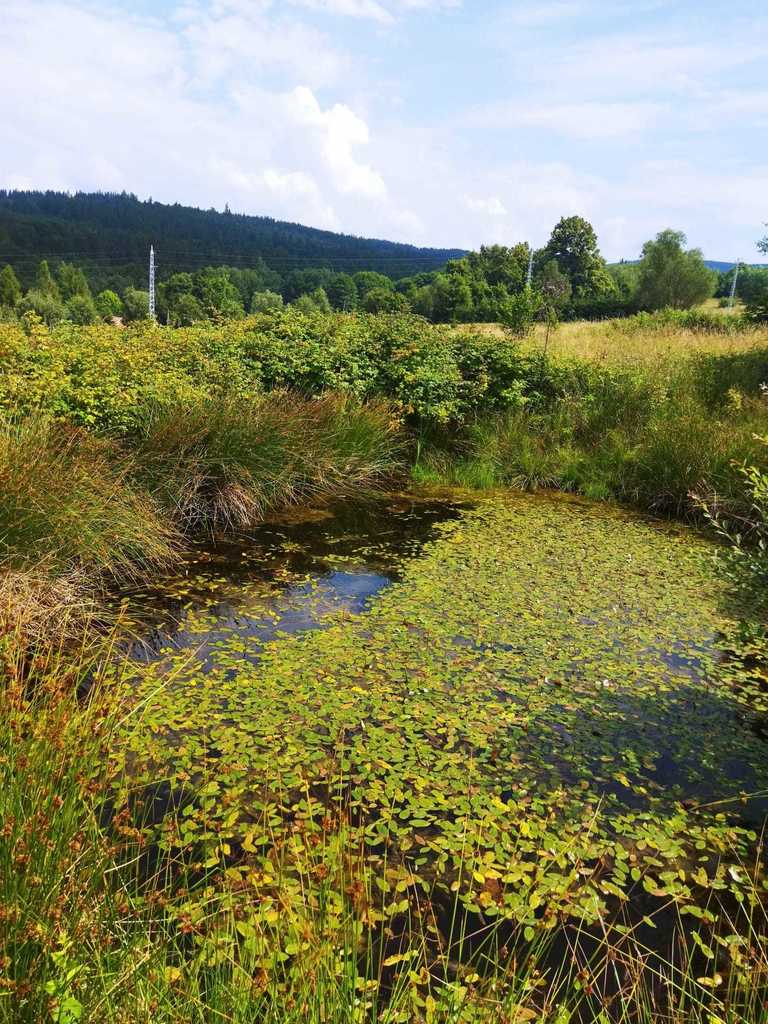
[2,0,766,260]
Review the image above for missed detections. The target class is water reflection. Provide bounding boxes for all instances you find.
[116,494,471,668]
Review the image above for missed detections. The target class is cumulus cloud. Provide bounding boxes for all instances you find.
[0,0,393,236]
[0,0,764,260]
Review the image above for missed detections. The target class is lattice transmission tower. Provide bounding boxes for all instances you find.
[728,259,742,309]
[148,245,156,320]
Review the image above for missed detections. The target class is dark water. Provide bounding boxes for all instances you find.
[115,493,471,670]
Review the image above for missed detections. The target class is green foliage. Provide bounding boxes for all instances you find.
[57,262,92,302]
[739,266,768,322]
[128,393,402,532]
[282,267,333,302]
[228,260,281,304]
[65,294,98,325]
[326,272,358,311]
[194,267,244,320]
[0,416,175,578]
[636,229,716,311]
[362,287,410,314]
[4,311,768,1023]
[498,288,542,336]
[168,292,204,326]
[18,288,67,327]
[352,270,394,300]
[0,189,461,284]
[540,215,614,297]
[94,289,123,321]
[536,258,571,311]
[104,492,768,1023]
[613,306,747,336]
[294,287,332,313]
[35,259,61,300]
[250,289,283,313]
[0,264,21,308]
[122,286,150,322]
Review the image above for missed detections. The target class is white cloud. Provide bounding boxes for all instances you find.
[285,87,387,199]
[288,0,394,23]
[541,32,768,96]
[178,0,346,88]
[0,0,763,264]
[0,0,391,235]
[465,196,508,217]
[224,0,460,25]
[472,100,665,140]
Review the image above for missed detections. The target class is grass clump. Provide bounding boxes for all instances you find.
[0,416,176,579]
[127,393,403,533]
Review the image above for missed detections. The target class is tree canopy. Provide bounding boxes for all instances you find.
[635,230,715,311]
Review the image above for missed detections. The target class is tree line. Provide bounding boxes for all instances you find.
[1,215,766,328]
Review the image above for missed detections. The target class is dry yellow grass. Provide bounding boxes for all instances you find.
[461,317,768,364]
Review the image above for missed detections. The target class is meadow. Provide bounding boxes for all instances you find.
[3,308,768,1023]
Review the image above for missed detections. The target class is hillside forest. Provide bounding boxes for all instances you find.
[1,191,767,329]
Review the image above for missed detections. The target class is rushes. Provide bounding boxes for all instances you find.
[0,396,403,651]
[0,416,177,579]
[129,393,403,533]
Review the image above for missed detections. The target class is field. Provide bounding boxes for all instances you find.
[468,308,765,364]
[3,309,768,1023]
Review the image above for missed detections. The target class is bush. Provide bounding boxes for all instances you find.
[122,287,150,321]
[66,294,98,325]
[250,290,283,313]
[95,289,123,321]
[18,289,67,327]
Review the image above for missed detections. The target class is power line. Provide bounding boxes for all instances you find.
[0,250,460,265]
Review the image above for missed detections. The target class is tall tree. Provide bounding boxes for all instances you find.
[0,264,21,308]
[536,259,572,312]
[18,289,66,326]
[352,271,393,301]
[540,216,612,297]
[327,273,358,311]
[193,268,243,319]
[635,229,715,311]
[362,288,410,314]
[34,259,60,300]
[57,262,92,301]
[66,294,98,325]
[122,287,150,321]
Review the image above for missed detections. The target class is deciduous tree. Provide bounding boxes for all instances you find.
[541,216,613,297]
[635,229,715,311]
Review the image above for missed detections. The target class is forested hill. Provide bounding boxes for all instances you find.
[0,190,465,285]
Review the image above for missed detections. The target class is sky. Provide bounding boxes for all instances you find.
[1,0,766,261]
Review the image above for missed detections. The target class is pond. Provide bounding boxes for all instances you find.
[108,489,768,944]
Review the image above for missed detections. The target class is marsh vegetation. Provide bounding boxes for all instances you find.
[3,309,768,1022]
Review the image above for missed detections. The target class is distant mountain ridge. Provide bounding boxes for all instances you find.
[704,260,768,272]
[1,191,763,286]
[613,258,767,272]
[0,190,467,282]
